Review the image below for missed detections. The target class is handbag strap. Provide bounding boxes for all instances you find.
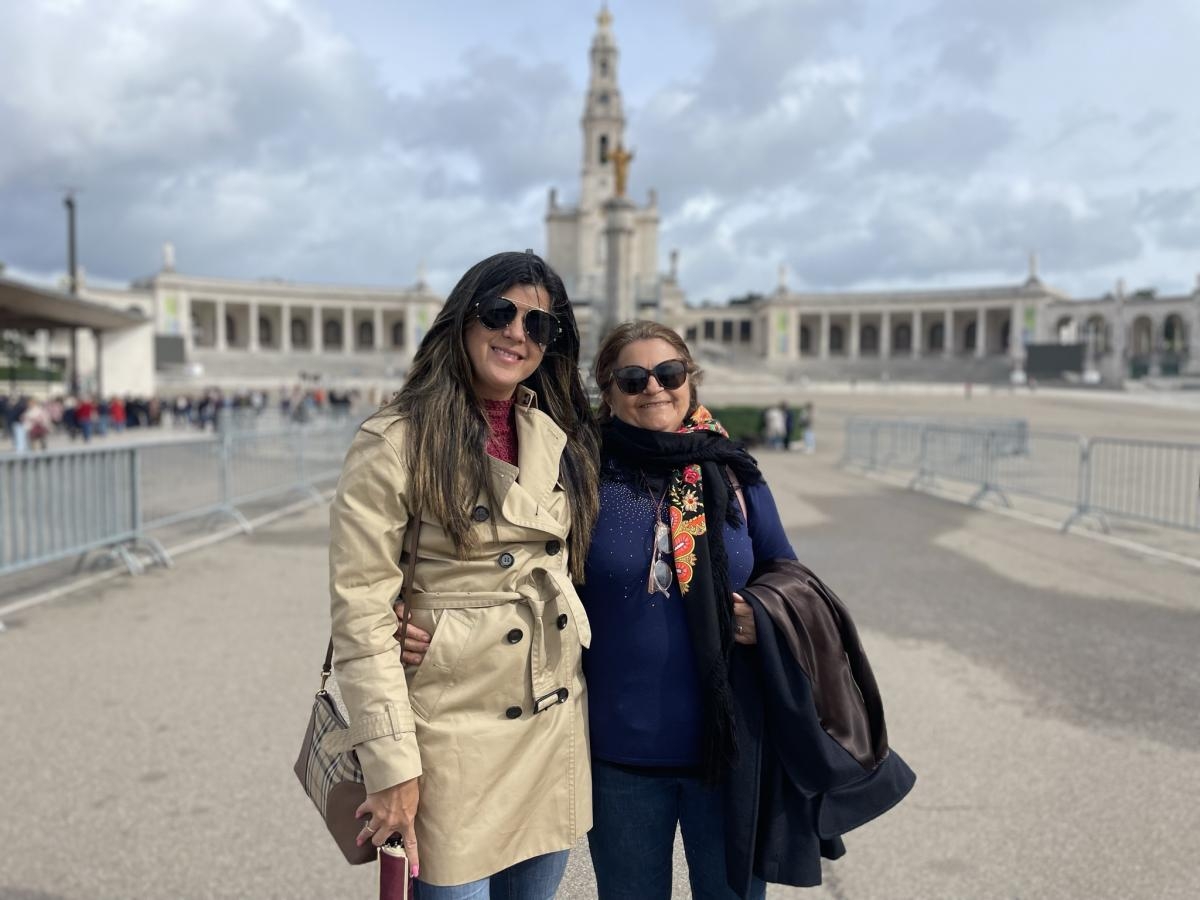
[321,507,424,692]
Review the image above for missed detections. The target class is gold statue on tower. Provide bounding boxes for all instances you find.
[611,142,634,198]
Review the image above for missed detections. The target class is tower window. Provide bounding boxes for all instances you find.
[599,91,609,105]
[600,59,608,77]
[599,134,609,164]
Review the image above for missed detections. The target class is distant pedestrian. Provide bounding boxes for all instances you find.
[110,396,127,432]
[21,399,52,451]
[762,403,787,450]
[7,395,29,453]
[798,402,815,454]
[63,397,79,439]
[76,396,96,442]
[96,398,111,436]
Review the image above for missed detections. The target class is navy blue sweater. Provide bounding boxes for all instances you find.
[579,470,796,767]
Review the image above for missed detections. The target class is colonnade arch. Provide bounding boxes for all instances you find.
[1131,316,1154,356]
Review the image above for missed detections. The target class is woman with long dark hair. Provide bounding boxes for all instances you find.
[328,250,600,898]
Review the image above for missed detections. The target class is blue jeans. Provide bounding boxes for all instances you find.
[588,760,766,900]
[412,849,568,900]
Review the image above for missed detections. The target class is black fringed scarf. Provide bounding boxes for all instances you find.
[601,407,764,785]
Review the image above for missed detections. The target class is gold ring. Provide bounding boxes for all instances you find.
[364,823,377,834]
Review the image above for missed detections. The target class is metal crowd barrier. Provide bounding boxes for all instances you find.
[843,418,1200,535]
[0,420,359,579]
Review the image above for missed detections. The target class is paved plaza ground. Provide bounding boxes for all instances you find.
[0,389,1197,898]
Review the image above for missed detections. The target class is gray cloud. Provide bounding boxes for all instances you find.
[393,50,578,199]
[1130,109,1178,139]
[1040,108,1120,152]
[682,0,863,110]
[713,178,1143,291]
[932,29,1003,89]
[866,106,1016,175]
[1137,186,1200,251]
[0,0,574,287]
[895,0,1136,89]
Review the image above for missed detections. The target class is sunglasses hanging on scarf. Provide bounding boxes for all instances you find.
[471,295,562,349]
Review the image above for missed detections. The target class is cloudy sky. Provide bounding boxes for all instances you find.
[1,0,1197,304]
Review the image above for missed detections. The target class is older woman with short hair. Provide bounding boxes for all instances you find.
[579,320,796,900]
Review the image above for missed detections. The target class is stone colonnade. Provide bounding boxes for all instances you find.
[186,298,410,355]
[771,303,1021,361]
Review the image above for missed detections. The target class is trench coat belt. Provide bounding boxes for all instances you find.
[408,579,576,712]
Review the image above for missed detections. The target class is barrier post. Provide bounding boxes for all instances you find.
[1062,437,1109,533]
[216,428,252,532]
[968,430,1011,507]
[909,425,931,489]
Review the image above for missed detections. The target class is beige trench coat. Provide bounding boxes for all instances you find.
[328,387,591,886]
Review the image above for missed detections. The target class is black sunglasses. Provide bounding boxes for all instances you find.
[611,359,689,395]
[471,295,561,349]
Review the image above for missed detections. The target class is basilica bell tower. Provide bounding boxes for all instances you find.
[579,5,626,212]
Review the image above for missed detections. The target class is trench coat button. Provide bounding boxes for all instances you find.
[472,505,489,522]
[556,614,568,630]
[505,706,522,719]
[498,552,515,568]
[544,540,561,556]
[506,628,523,644]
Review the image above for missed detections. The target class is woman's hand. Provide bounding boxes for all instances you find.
[732,592,756,645]
[393,601,432,665]
[356,778,421,877]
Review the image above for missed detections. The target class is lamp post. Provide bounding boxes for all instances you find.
[64,190,79,395]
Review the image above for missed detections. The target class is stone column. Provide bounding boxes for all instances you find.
[849,310,860,359]
[602,198,637,353]
[313,306,323,353]
[248,302,260,351]
[943,308,953,357]
[1188,275,1200,374]
[881,310,891,360]
[343,306,353,355]
[788,308,799,360]
[819,312,830,360]
[281,304,292,352]
[912,310,922,357]
[1008,302,1022,360]
[33,330,50,368]
[215,300,227,351]
[374,307,384,351]
[1111,284,1126,384]
[1149,315,1163,376]
[976,307,987,358]
[181,295,194,354]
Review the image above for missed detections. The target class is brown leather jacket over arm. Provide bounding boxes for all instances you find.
[743,557,889,771]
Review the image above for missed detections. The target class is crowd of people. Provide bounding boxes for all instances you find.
[0,386,360,454]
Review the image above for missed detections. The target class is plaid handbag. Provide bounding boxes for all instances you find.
[295,512,422,865]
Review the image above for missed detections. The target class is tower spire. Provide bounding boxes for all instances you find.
[580,5,625,211]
